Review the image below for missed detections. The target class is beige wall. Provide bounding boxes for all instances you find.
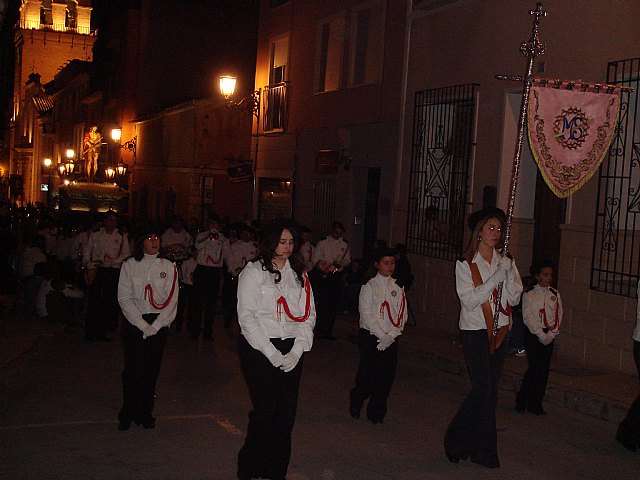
[394,0,640,373]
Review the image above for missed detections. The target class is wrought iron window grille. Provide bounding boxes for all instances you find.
[406,83,478,261]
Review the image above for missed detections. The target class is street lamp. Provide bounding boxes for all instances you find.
[64,149,75,175]
[219,74,261,215]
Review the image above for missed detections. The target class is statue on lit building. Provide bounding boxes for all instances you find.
[83,125,103,180]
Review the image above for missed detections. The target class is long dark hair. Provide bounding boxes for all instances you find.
[131,231,164,262]
[258,218,305,286]
[462,207,506,263]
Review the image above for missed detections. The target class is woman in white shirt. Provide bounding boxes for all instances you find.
[349,247,407,424]
[444,207,523,469]
[236,219,316,480]
[516,260,562,415]
[117,229,178,431]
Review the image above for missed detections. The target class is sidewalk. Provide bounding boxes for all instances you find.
[335,314,637,425]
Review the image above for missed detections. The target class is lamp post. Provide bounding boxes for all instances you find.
[219,74,261,215]
[106,128,133,186]
[42,158,52,206]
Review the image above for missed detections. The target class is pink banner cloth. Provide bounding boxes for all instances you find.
[528,82,620,198]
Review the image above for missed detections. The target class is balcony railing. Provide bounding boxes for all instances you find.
[262,81,290,133]
[19,20,93,35]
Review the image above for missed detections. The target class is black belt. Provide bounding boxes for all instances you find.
[142,313,159,324]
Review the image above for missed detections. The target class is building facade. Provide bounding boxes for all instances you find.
[256,0,640,375]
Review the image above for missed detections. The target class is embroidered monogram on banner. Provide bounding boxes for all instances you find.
[527,78,621,198]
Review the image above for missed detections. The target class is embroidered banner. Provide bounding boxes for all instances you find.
[527,80,621,198]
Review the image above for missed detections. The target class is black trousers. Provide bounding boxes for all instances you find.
[189,265,221,338]
[444,329,506,462]
[119,315,168,423]
[237,336,303,480]
[350,328,398,422]
[86,267,120,340]
[175,283,193,331]
[223,274,239,327]
[516,329,554,412]
[309,269,340,337]
[618,340,640,444]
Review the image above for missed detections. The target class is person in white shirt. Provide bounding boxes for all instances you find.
[83,212,130,341]
[189,215,229,340]
[349,247,407,424]
[19,235,47,280]
[299,225,314,272]
[516,260,562,415]
[236,219,316,480]
[223,225,258,328]
[175,247,197,333]
[117,228,178,431]
[616,281,640,452]
[161,215,193,262]
[310,221,351,340]
[444,207,522,469]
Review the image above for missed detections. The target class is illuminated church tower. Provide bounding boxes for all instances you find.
[9,0,94,204]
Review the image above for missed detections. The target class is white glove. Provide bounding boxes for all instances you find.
[490,267,507,287]
[280,350,302,372]
[497,256,512,271]
[268,351,285,368]
[537,332,554,346]
[377,334,395,351]
[142,323,157,339]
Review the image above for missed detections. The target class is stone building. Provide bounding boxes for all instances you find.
[254,0,640,375]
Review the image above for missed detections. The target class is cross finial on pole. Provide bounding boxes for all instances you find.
[521,2,546,59]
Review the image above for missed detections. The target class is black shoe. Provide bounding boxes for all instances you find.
[616,426,638,452]
[528,407,547,415]
[349,404,361,419]
[471,454,500,468]
[135,418,156,429]
[118,420,131,431]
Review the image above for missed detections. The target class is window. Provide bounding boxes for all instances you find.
[591,58,640,297]
[406,84,478,260]
[315,14,345,93]
[348,1,385,87]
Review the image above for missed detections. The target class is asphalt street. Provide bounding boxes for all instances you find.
[1,317,637,480]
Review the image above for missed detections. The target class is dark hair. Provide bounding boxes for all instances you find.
[363,247,397,283]
[530,260,554,277]
[131,230,162,261]
[258,218,305,286]
[462,208,506,262]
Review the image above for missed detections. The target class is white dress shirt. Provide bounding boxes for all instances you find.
[455,250,523,331]
[226,240,258,276]
[83,228,130,268]
[118,254,179,333]
[312,235,351,268]
[195,231,229,267]
[359,273,407,339]
[300,241,315,272]
[180,257,197,286]
[237,259,316,360]
[162,228,193,250]
[523,284,563,339]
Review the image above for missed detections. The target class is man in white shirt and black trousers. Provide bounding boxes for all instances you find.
[189,214,229,340]
[83,212,130,341]
[310,221,351,340]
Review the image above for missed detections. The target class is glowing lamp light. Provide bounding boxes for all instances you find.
[58,163,66,175]
[43,158,52,168]
[63,179,70,185]
[219,75,237,99]
[116,161,128,177]
[111,128,122,142]
[65,149,75,159]
[105,166,116,180]
[64,159,75,174]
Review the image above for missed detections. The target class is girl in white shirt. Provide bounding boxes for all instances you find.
[117,229,178,431]
[236,219,316,480]
[444,207,522,469]
[349,247,407,424]
[516,260,562,415]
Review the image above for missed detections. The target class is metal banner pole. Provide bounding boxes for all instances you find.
[491,2,547,343]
